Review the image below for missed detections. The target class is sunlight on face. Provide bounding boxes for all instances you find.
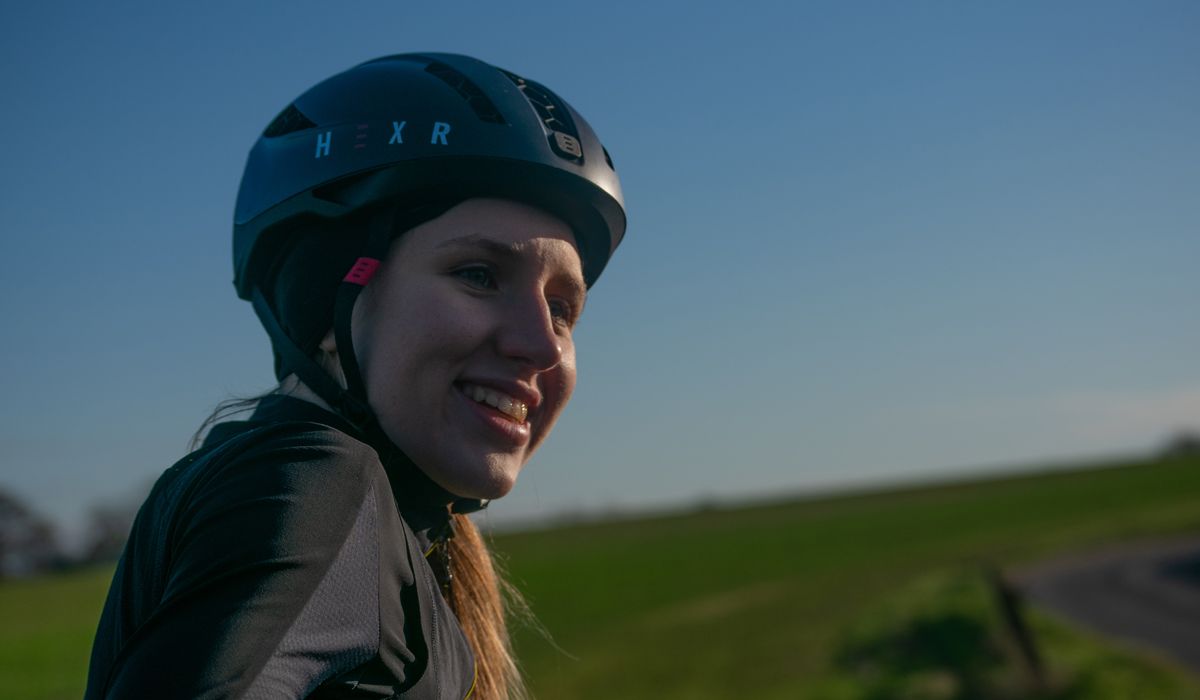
[352,198,586,499]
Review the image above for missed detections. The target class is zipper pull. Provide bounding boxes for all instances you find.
[424,512,456,596]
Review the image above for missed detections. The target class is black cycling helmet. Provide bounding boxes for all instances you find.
[234,52,626,295]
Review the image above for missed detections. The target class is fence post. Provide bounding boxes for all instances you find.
[986,566,1045,691]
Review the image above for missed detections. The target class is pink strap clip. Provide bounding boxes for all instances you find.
[343,257,381,286]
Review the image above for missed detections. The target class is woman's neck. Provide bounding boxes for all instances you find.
[277,374,338,414]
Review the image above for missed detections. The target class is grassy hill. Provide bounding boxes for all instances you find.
[4,454,1200,698]
[499,454,1200,698]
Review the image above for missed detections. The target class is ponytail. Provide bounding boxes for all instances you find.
[446,514,530,700]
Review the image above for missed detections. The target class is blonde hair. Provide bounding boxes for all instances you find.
[446,514,530,700]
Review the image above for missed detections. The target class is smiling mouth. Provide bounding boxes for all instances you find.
[459,382,529,423]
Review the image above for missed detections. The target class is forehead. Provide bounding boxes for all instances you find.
[401,198,583,274]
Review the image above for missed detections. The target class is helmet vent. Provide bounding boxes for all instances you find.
[425,61,507,125]
[602,145,614,170]
[263,104,317,138]
[501,70,580,140]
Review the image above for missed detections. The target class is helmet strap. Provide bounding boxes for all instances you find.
[251,287,372,425]
[332,200,461,431]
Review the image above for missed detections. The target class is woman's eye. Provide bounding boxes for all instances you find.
[453,265,496,290]
[548,299,575,327]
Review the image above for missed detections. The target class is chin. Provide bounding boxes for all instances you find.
[437,457,522,501]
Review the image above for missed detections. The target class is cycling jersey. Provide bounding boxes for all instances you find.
[85,394,476,699]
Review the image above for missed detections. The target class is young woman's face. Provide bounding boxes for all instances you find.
[352,198,586,499]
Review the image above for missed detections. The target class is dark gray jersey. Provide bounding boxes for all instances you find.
[85,395,476,699]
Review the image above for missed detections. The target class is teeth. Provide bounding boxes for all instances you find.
[462,383,528,422]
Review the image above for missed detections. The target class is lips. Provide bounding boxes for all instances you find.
[458,381,529,423]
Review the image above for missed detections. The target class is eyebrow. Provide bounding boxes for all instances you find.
[437,234,588,300]
[436,234,522,261]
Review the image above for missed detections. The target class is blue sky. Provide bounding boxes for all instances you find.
[1,1,1197,540]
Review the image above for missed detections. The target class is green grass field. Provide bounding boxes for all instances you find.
[499,454,1200,698]
[4,453,1200,698]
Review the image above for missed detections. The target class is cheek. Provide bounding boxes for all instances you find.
[352,292,438,411]
[529,352,576,454]
[543,347,578,420]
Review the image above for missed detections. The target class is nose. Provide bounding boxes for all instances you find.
[496,294,563,371]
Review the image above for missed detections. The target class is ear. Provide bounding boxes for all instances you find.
[314,328,348,389]
[318,328,338,356]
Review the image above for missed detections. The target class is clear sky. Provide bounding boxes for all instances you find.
[2,1,1197,541]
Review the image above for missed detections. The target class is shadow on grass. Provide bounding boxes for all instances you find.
[824,569,1187,700]
[836,611,1006,699]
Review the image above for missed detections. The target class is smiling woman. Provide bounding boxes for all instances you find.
[83,54,626,700]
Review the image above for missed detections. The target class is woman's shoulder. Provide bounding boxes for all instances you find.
[156,398,389,529]
[228,415,379,468]
[148,404,402,585]
[199,418,382,503]
[202,396,381,477]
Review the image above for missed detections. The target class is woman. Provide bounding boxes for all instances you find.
[85,53,626,699]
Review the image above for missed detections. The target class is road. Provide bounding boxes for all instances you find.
[1014,534,1200,673]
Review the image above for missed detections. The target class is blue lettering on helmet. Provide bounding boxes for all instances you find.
[431,122,451,146]
[389,121,406,145]
[315,131,332,158]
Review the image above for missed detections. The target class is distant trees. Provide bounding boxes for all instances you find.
[0,483,146,577]
[82,499,140,564]
[0,487,61,578]
[76,479,151,566]
[1162,431,1200,459]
